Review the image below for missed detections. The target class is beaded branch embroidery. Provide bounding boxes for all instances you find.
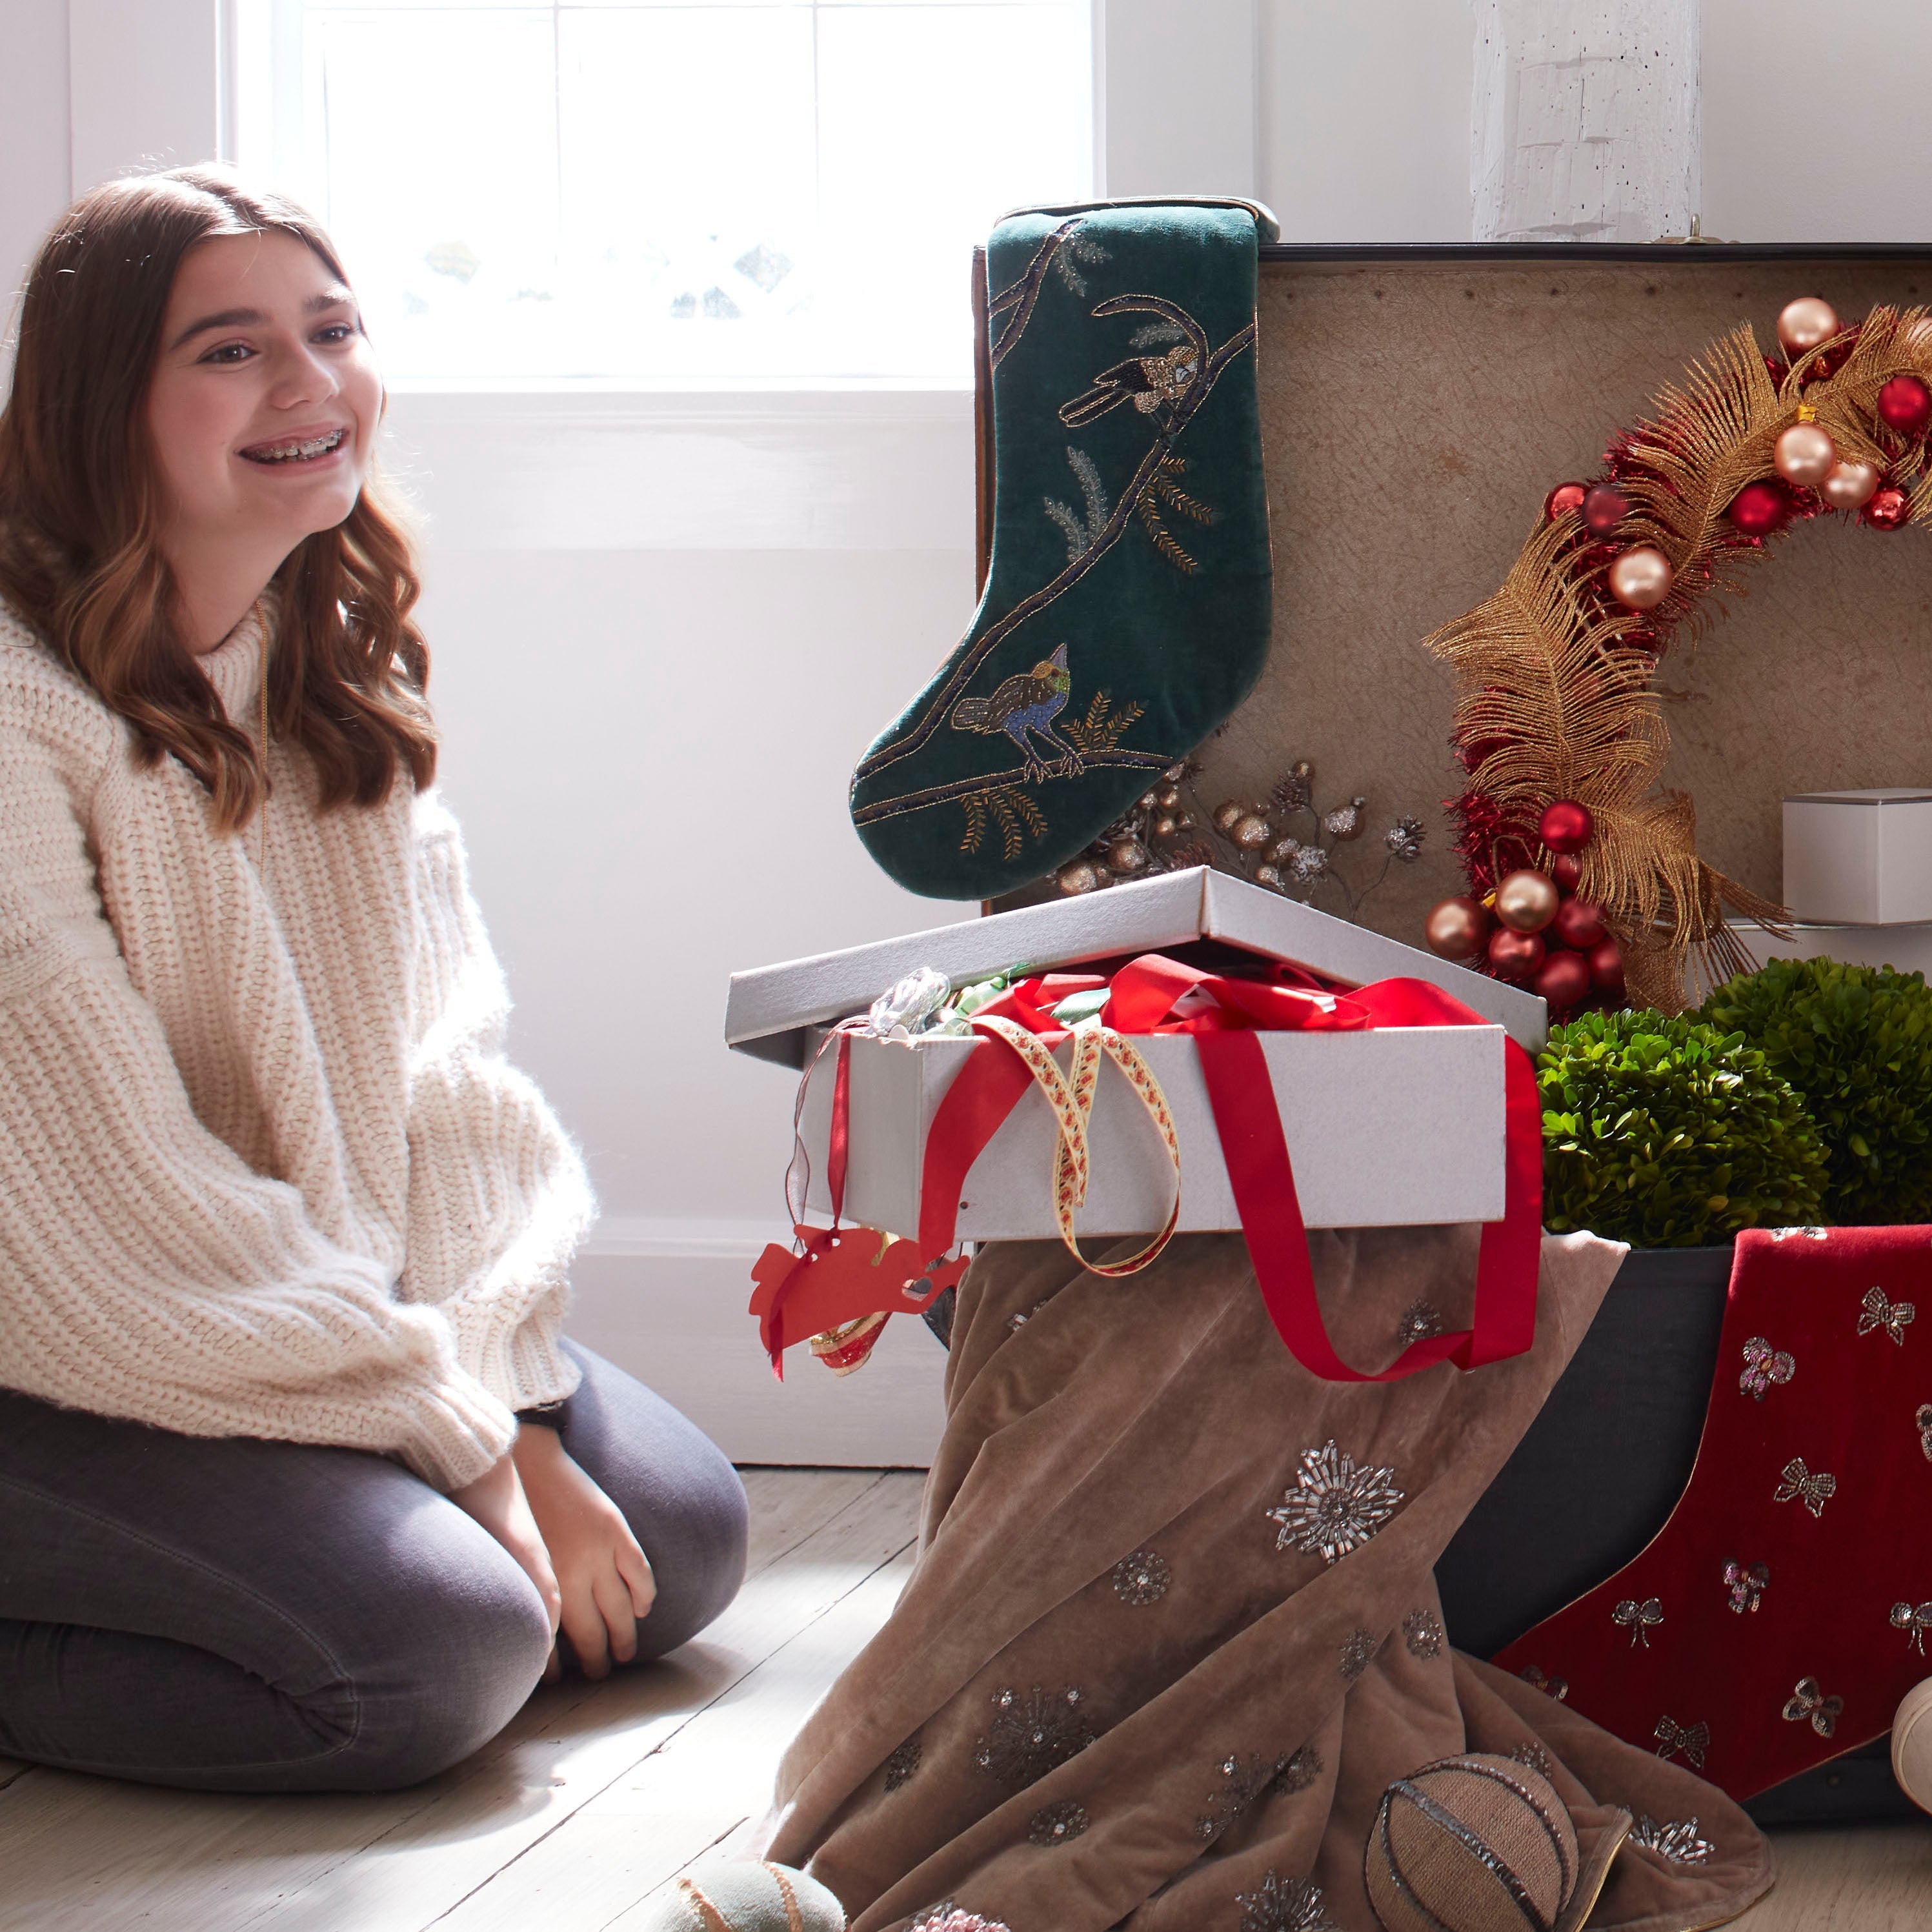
[1267,1440,1405,1565]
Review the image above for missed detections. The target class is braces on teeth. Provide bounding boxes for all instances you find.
[245,429,344,463]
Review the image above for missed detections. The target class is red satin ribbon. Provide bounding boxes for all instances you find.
[916,954,1543,1382]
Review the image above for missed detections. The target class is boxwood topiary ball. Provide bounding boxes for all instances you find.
[1366,1753,1578,1932]
[638,1862,846,1932]
[1696,957,1932,1225]
[1539,1009,1827,1248]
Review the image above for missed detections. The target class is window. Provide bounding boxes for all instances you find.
[245,0,1093,382]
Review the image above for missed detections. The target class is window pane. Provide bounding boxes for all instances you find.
[270,0,1091,379]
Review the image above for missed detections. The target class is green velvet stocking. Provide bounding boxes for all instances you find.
[849,199,1276,900]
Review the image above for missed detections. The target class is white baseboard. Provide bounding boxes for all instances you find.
[565,1222,946,1467]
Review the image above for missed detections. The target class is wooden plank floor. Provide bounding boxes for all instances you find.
[0,1467,1922,1930]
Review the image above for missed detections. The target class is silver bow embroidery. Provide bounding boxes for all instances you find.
[1724,1560,1770,1615]
[1739,1336,1795,1400]
[1770,1226,1828,1241]
[1614,1596,1665,1647]
[1892,1602,1932,1653]
[1782,1677,1844,1738]
[1653,1715,1711,1768]
[1519,1665,1569,1701]
[1774,1456,1836,1517]
[1630,1815,1715,1865]
[1858,1285,1917,1346]
[1267,1440,1405,1565]
[1918,1402,1932,1462]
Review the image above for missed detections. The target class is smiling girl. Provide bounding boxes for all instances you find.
[0,168,746,1791]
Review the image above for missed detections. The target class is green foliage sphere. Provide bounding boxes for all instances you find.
[1696,957,1932,1225]
[1540,1009,1827,1247]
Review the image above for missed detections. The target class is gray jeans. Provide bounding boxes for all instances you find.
[0,1340,747,1793]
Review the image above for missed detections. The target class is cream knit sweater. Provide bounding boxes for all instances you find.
[0,599,593,1490]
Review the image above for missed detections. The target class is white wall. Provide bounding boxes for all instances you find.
[6,0,1932,1459]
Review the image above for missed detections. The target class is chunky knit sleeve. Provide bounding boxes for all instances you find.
[399,790,594,1415]
[0,710,518,1491]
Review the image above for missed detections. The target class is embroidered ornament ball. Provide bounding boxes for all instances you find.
[637,1860,846,1932]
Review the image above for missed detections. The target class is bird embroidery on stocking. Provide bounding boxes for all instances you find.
[1614,1596,1665,1647]
[1891,1601,1932,1653]
[1739,1336,1795,1400]
[949,644,1082,782]
[1723,1560,1771,1615]
[1781,1678,1843,1738]
[1653,1716,1711,1768]
[1858,1285,1917,1345]
[1774,1456,1836,1516]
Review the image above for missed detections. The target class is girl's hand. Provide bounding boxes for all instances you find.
[450,1451,562,1635]
[512,1424,656,1680]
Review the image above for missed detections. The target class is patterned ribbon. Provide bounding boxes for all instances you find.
[967,1011,1182,1278]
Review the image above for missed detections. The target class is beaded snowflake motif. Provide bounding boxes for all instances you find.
[1111,1549,1171,1606]
[1505,1740,1553,1778]
[1629,1815,1715,1865]
[1235,1871,1339,1932]
[883,1735,922,1791]
[1402,1608,1444,1660]
[972,1685,1096,1791]
[1268,1440,1405,1565]
[1396,1298,1447,1346]
[1338,1627,1378,1684]
[1196,1749,1313,1843]
[1027,1799,1089,1847]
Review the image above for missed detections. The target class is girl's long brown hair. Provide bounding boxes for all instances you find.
[0,166,434,829]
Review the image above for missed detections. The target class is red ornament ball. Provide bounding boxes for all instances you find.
[1551,897,1607,949]
[1866,486,1912,530]
[1538,800,1595,854]
[1544,481,1588,523]
[1551,852,1584,892]
[1877,374,1932,439]
[1534,951,1592,1011]
[1586,938,1625,997]
[1727,479,1792,538]
[1488,927,1545,981]
[1582,484,1629,537]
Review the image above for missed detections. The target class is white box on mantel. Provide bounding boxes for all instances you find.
[725,868,1543,1239]
[1784,789,1932,925]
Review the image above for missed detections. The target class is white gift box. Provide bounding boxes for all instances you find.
[725,869,1543,1239]
[1783,789,1932,925]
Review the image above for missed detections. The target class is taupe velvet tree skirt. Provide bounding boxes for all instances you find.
[763,1230,1775,1932]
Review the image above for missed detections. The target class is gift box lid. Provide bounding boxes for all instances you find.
[725,866,1544,1067]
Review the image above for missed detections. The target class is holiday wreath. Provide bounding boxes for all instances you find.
[1421,295,1932,1014]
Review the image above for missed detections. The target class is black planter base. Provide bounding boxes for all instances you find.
[1437,1241,1917,1826]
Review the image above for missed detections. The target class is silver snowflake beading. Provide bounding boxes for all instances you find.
[883,1735,921,1791]
[1506,1740,1554,1778]
[1236,1871,1338,1932]
[1339,1627,1378,1684]
[972,1685,1096,1791]
[1027,1799,1089,1847]
[1630,1815,1715,1865]
[1268,1439,1405,1564]
[1402,1608,1444,1660]
[1111,1549,1171,1606]
[1396,1299,1447,1346]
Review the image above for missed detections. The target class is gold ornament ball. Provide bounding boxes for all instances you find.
[1152,814,1178,838]
[1212,801,1244,834]
[1056,860,1099,895]
[1231,813,1273,850]
[1774,421,1837,487]
[1155,785,1182,810]
[1107,839,1149,875]
[1255,863,1283,888]
[1607,545,1673,610]
[1494,869,1560,934]
[1822,459,1880,509]
[1138,790,1160,810]
[1424,896,1490,962]
[1777,295,1840,359]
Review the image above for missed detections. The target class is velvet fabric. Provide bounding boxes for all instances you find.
[849,203,1274,901]
[1500,1223,1932,1800]
[763,1231,1773,1931]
